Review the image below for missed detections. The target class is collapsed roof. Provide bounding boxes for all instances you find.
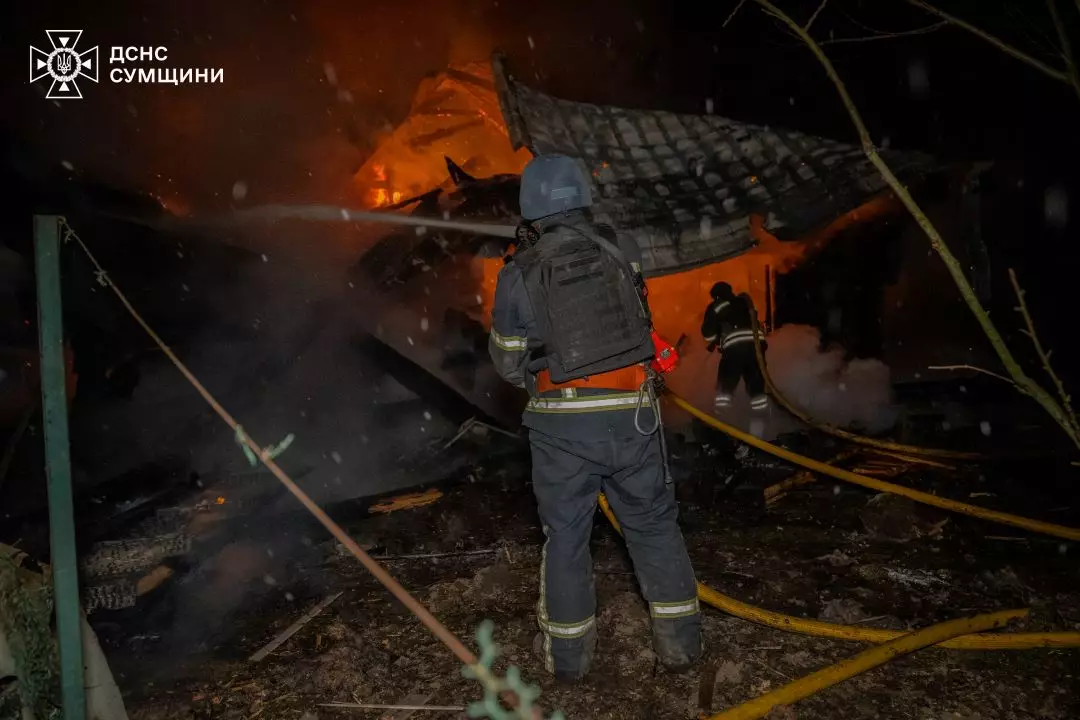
[491,54,934,277]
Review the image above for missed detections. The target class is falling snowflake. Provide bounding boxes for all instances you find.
[263,574,277,586]
[942,421,951,431]
[182,283,190,292]
[323,62,338,86]
[61,160,74,171]
[907,59,930,96]
[331,451,343,464]
[959,385,967,393]
[979,421,991,436]
[421,317,429,332]
[788,97,794,106]
[407,336,415,346]
[442,210,450,220]
[833,485,841,495]
[423,411,432,420]
[1044,185,1068,229]
[261,254,269,262]
[527,36,535,50]
[285,592,295,601]
[705,98,714,114]
[232,181,248,201]
[415,225,427,236]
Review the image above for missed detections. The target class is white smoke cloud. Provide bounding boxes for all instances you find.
[665,323,898,439]
[764,324,898,433]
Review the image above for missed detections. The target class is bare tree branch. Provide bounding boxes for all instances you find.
[928,365,1019,387]
[1046,0,1080,100]
[820,21,948,45]
[805,0,830,31]
[751,0,1080,451]
[724,0,749,29]
[1008,268,1080,432]
[902,0,1072,85]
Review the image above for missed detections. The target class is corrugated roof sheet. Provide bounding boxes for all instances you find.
[492,55,935,277]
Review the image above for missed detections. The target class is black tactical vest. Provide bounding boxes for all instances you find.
[514,222,655,383]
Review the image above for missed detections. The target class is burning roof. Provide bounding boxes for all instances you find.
[349,56,935,424]
[353,61,532,209]
[491,54,935,276]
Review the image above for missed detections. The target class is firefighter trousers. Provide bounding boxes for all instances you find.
[528,427,702,680]
[716,342,769,411]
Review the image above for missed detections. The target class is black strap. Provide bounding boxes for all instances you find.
[546,223,633,272]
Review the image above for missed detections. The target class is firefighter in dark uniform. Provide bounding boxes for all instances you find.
[701,282,770,423]
[489,154,702,682]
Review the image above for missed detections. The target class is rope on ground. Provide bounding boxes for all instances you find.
[746,301,982,460]
[597,494,1080,650]
[58,219,553,720]
[668,391,1080,542]
[706,608,1027,720]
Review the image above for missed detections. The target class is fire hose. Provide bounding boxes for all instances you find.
[598,494,1079,650]
[669,391,1080,542]
[706,607,1028,720]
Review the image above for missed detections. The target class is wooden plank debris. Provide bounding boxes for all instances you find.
[248,592,343,662]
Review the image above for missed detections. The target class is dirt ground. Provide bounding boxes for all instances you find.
[103,425,1080,720]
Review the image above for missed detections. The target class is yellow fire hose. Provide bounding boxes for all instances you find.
[668,392,1080,542]
[706,608,1027,720]
[746,305,981,460]
[597,494,1080,649]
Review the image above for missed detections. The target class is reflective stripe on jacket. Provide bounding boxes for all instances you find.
[526,389,651,414]
[701,294,759,350]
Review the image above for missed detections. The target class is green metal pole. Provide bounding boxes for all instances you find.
[34,215,86,719]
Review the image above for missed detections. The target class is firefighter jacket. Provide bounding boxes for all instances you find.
[701,293,758,352]
[488,211,657,440]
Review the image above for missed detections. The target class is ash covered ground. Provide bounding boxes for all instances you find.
[106,423,1080,720]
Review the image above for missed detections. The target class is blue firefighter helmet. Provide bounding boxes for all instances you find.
[519,154,593,221]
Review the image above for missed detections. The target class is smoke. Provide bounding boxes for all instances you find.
[666,323,898,441]
[764,324,898,433]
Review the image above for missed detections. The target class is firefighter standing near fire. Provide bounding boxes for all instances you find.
[701,282,770,433]
[488,154,702,682]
